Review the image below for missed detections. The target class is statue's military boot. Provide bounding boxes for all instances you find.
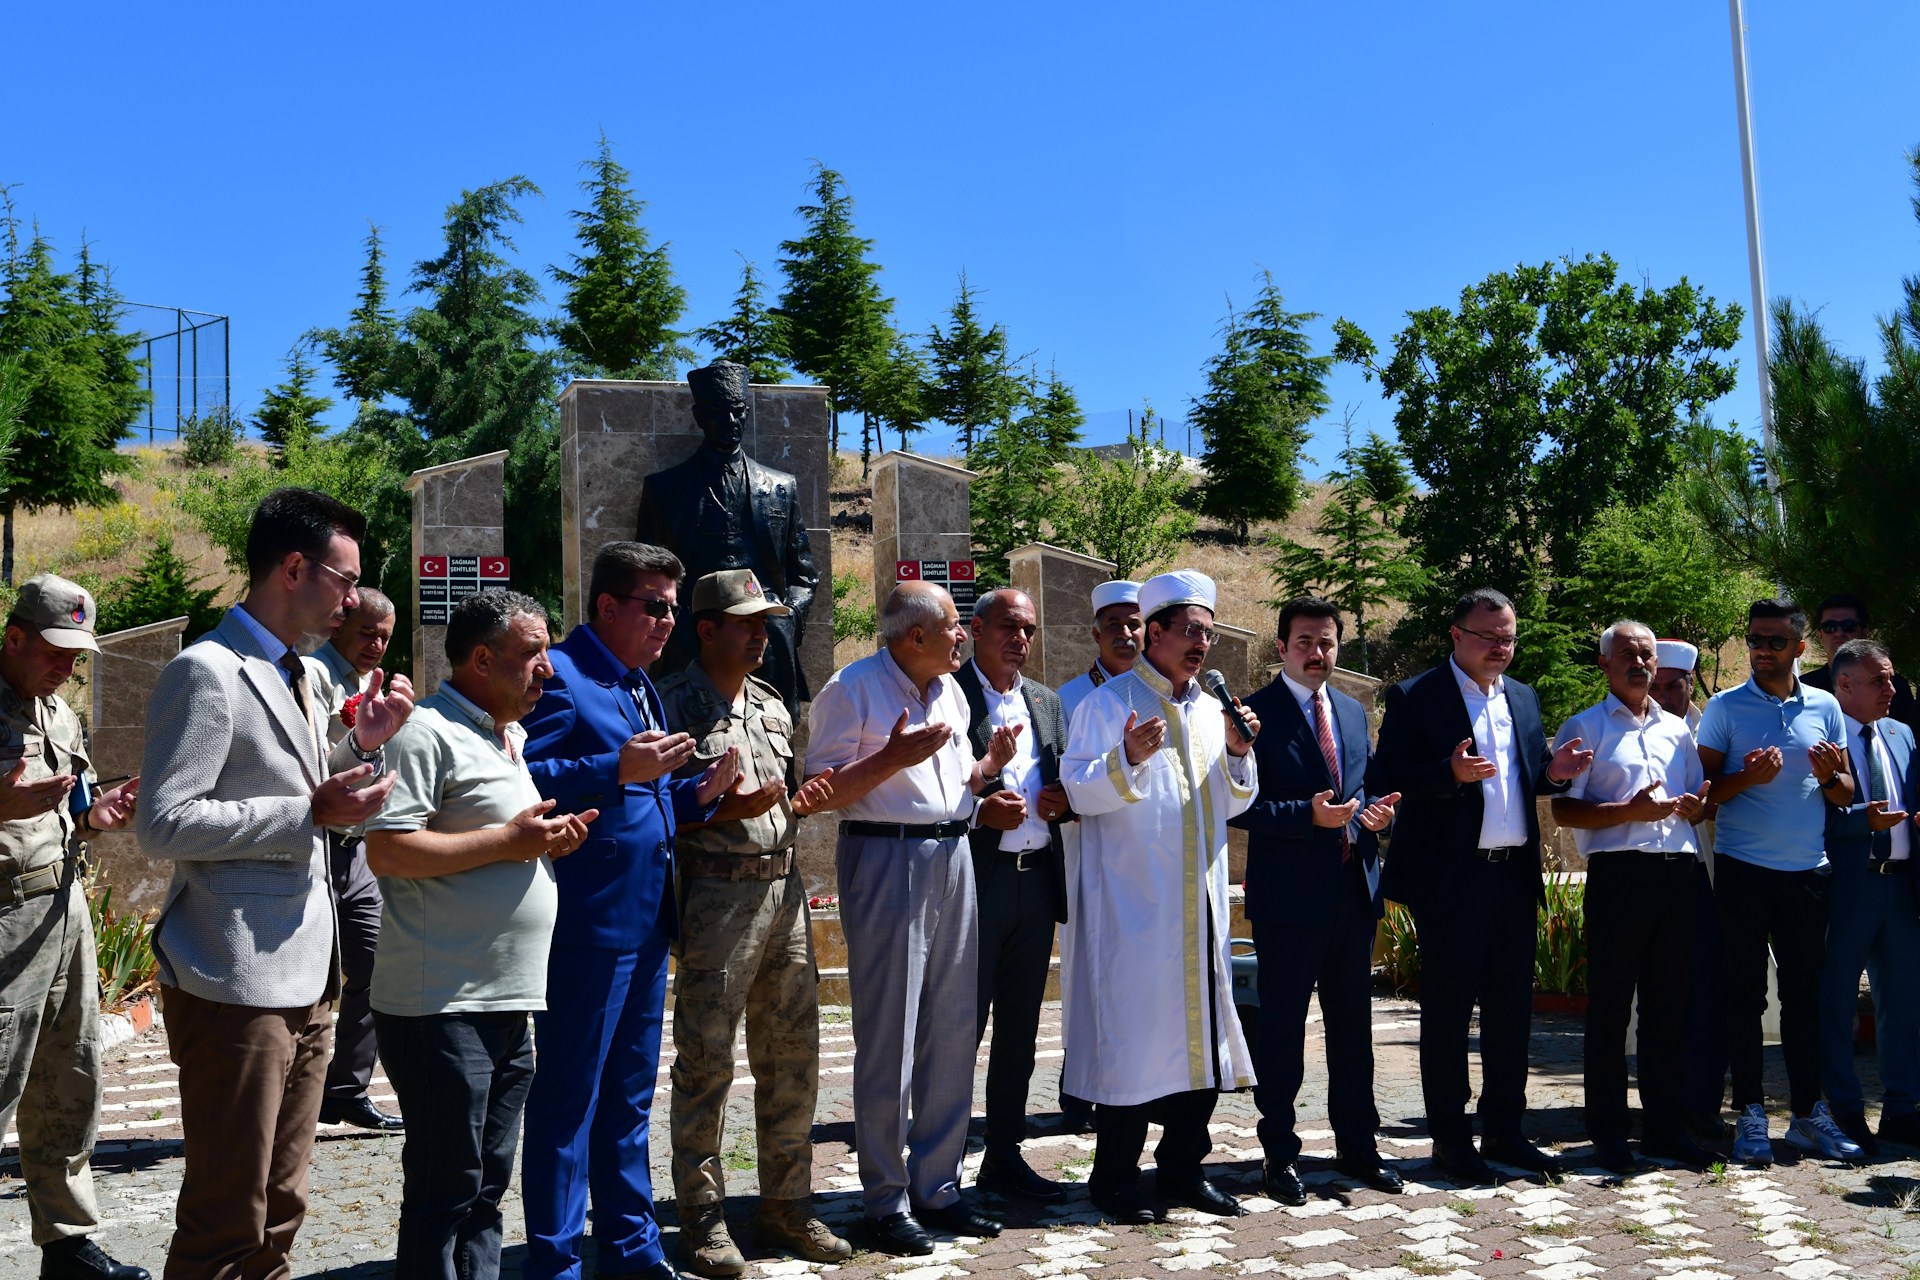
[677,1204,748,1278]
[754,1197,853,1264]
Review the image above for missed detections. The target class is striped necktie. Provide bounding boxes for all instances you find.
[1313,690,1350,862]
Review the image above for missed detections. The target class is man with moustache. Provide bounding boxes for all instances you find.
[804,581,1017,1254]
[364,591,595,1280]
[1818,639,1920,1153]
[1062,570,1261,1224]
[1230,596,1400,1205]
[658,571,846,1273]
[1697,598,1860,1165]
[1551,621,1713,1173]
[1369,588,1592,1184]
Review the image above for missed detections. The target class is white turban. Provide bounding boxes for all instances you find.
[1138,570,1217,619]
[1656,639,1699,673]
[1091,580,1140,612]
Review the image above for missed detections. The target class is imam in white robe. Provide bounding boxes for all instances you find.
[1059,659,1259,1106]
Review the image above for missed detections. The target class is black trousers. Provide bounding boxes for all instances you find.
[325,834,385,1102]
[1582,851,1698,1143]
[1249,852,1380,1165]
[373,1010,536,1280]
[1089,1088,1218,1191]
[973,850,1059,1153]
[1714,853,1830,1115]
[1680,859,1730,1118]
[1411,859,1537,1147]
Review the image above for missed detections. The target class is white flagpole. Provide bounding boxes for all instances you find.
[1729,0,1776,474]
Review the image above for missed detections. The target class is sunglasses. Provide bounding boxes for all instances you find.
[1819,618,1863,635]
[1745,633,1793,652]
[609,594,673,620]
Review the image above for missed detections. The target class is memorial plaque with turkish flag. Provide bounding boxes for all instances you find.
[420,555,511,624]
[895,559,977,622]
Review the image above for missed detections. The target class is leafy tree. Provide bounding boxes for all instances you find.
[1267,415,1425,674]
[924,271,1028,457]
[0,194,143,584]
[172,432,394,578]
[968,413,1057,587]
[551,133,691,380]
[861,332,928,459]
[695,253,790,384]
[0,355,25,474]
[97,535,226,641]
[775,163,894,454]
[253,338,334,457]
[1335,252,1742,660]
[1024,362,1085,458]
[1051,416,1197,580]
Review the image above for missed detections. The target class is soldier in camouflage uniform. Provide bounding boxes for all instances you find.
[659,570,848,1276]
[0,576,146,1280]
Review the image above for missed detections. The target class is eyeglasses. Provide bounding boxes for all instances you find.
[609,593,673,620]
[1457,626,1519,650]
[309,559,360,591]
[1819,618,1863,635]
[1745,633,1793,652]
[1171,623,1215,644]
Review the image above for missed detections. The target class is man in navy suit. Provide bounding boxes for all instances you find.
[1231,597,1402,1206]
[1820,637,1920,1153]
[520,542,737,1280]
[1369,588,1592,1184]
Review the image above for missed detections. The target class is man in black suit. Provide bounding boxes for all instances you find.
[1231,597,1403,1205]
[1800,593,1920,732]
[955,587,1074,1203]
[1369,588,1593,1183]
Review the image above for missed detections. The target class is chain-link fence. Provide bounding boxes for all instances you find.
[122,303,229,441]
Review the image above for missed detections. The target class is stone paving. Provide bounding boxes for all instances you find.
[5,996,1920,1280]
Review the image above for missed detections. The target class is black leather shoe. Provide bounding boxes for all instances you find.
[1262,1159,1307,1206]
[1480,1134,1560,1175]
[1162,1175,1244,1217]
[1638,1131,1715,1169]
[1060,1093,1096,1135]
[41,1238,150,1280]
[1431,1139,1495,1185]
[1333,1149,1404,1194]
[1683,1110,1733,1143]
[1834,1111,1880,1157]
[977,1149,1067,1203]
[1588,1138,1637,1175]
[1088,1180,1156,1225]
[918,1200,1002,1239]
[1881,1109,1920,1147]
[318,1095,404,1131]
[864,1213,933,1257]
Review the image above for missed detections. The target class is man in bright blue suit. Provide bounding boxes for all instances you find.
[1230,597,1401,1207]
[521,541,737,1280]
[1820,637,1920,1154]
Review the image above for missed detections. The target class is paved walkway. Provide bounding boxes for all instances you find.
[3,997,1918,1280]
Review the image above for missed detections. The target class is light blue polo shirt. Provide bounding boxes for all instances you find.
[1697,675,1847,872]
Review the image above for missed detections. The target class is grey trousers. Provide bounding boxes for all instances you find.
[324,835,383,1102]
[837,832,978,1219]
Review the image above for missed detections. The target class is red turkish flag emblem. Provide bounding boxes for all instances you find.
[949,561,976,581]
[420,556,447,577]
[896,561,920,580]
[482,558,510,578]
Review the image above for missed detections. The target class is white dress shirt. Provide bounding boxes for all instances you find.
[1554,693,1704,857]
[1845,713,1911,861]
[1279,671,1342,770]
[806,648,975,825]
[973,661,1052,852]
[1452,657,1529,849]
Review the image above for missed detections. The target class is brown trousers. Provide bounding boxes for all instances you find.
[160,986,333,1280]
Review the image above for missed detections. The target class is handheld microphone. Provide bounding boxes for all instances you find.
[1203,669,1256,743]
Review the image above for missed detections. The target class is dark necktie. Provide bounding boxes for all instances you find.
[1313,690,1350,862]
[1864,723,1893,863]
[277,651,322,764]
[622,671,657,733]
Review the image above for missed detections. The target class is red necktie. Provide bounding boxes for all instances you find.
[1313,690,1350,862]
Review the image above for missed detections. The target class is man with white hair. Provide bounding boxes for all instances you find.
[1061,570,1261,1223]
[804,581,1018,1254]
[1551,621,1712,1172]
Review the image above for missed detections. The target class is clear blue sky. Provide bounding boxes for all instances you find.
[7,1,1917,465]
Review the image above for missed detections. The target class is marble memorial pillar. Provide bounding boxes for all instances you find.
[405,449,507,698]
[1006,543,1115,688]
[870,451,975,620]
[88,616,188,914]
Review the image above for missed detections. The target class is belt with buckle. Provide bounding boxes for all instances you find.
[840,820,970,841]
[1871,858,1912,876]
[0,861,69,906]
[679,849,796,882]
[1479,847,1521,862]
[992,847,1048,871]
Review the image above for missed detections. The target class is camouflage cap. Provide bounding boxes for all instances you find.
[10,574,100,652]
[690,569,790,618]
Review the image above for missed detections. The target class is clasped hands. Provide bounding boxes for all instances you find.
[1616,779,1713,824]
[1451,735,1594,785]
[1311,788,1403,833]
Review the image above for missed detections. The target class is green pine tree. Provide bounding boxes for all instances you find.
[861,332,928,458]
[1024,362,1085,459]
[774,163,894,454]
[325,222,399,408]
[924,271,1029,458]
[1051,413,1197,581]
[254,339,334,458]
[551,133,691,380]
[695,253,790,384]
[98,535,226,641]
[1352,430,1413,528]
[969,413,1057,587]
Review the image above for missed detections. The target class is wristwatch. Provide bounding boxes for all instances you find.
[346,728,383,765]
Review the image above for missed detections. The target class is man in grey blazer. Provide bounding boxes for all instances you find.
[138,488,413,1280]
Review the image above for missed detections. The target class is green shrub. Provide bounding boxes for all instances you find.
[1535,872,1587,995]
[97,537,225,641]
[87,872,158,1010]
[1377,903,1420,996]
[178,407,240,468]
[832,569,876,644]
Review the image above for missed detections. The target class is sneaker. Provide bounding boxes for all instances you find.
[1732,1104,1774,1167]
[1784,1102,1865,1162]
